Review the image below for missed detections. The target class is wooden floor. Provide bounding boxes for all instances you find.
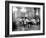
[15,25,40,31]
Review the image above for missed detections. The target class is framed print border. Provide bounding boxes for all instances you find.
[5,1,45,37]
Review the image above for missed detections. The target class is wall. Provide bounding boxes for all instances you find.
[0,0,46,38]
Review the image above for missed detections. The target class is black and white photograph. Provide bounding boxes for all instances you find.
[12,7,40,31]
[5,1,45,37]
